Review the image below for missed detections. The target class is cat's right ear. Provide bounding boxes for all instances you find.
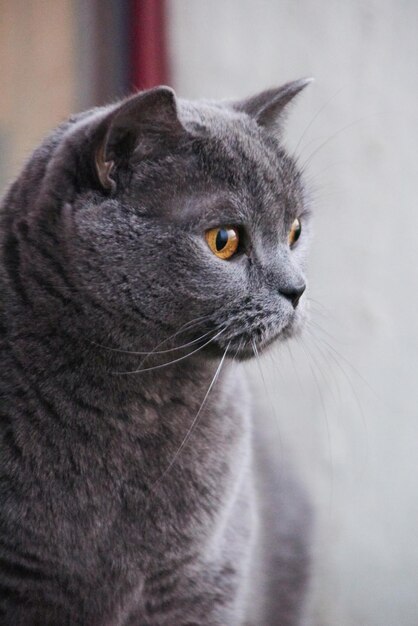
[93,87,184,192]
[232,78,313,133]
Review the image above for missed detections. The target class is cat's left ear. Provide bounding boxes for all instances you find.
[232,78,313,132]
[94,86,184,192]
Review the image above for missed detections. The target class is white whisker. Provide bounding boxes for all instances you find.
[298,116,372,173]
[297,334,335,518]
[304,325,370,477]
[252,339,285,478]
[114,327,226,375]
[151,342,230,488]
[293,87,345,157]
[90,314,211,356]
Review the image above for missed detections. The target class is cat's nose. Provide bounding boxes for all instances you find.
[279,282,306,308]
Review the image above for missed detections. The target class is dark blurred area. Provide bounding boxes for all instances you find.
[0,0,168,189]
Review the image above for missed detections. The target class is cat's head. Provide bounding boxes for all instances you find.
[11,81,312,360]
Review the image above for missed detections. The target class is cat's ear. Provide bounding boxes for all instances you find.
[94,86,184,192]
[232,78,313,132]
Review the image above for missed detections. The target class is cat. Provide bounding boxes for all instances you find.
[0,79,313,625]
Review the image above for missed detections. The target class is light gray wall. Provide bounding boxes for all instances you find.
[167,2,418,624]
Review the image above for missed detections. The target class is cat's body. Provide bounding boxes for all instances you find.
[0,83,312,625]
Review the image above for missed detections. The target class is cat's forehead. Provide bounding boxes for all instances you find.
[176,99,303,210]
[179,99,249,130]
[179,99,273,155]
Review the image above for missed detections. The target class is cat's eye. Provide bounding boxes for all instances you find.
[288,218,302,247]
[205,226,239,260]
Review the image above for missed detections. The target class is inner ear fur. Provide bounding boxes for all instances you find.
[94,86,184,192]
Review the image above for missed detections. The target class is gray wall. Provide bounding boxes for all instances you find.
[168,2,418,624]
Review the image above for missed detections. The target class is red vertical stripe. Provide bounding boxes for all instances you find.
[130,0,169,90]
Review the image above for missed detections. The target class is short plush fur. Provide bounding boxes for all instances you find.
[0,81,312,625]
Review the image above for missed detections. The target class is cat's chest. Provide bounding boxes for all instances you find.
[25,370,248,537]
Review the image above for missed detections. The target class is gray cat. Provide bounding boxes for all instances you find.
[0,80,313,625]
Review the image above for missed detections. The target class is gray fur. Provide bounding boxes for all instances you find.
[0,82,312,625]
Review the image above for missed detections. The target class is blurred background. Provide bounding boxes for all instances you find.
[1,1,417,624]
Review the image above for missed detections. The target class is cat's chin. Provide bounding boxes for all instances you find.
[206,312,306,362]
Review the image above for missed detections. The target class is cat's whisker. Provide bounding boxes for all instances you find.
[304,320,372,479]
[304,327,369,422]
[307,297,333,318]
[135,315,217,369]
[303,328,345,416]
[307,324,379,404]
[293,87,345,158]
[94,327,214,358]
[90,314,212,356]
[251,339,285,478]
[284,341,304,393]
[151,342,230,489]
[308,318,343,346]
[298,116,372,173]
[303,325,343,405]
[113,327,226,375]
[307,305,332,323]
[231,338,244,364]
[297,334,335,518]
[300,332,333,395]
[304,326,370,478]
[266,345,286,386]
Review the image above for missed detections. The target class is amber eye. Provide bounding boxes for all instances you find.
[205,226,239,260]
[288,218,302,247]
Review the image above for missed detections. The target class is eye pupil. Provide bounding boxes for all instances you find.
[288,218,302,246]
[205,226,239,260]
[216,229,229,251]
